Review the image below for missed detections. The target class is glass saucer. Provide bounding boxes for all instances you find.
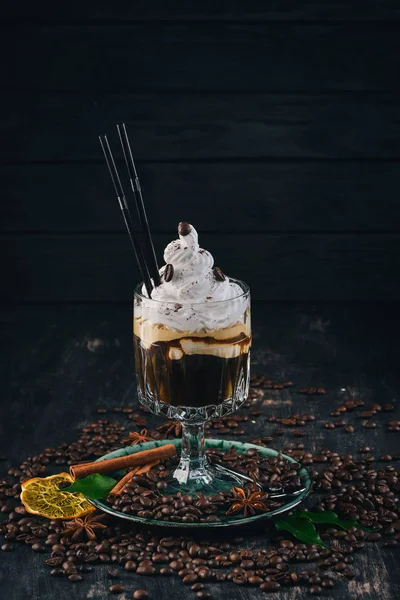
[89,439,311,529]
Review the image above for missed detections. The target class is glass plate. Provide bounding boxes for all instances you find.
[89,439,312,528]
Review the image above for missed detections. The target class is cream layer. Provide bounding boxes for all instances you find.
[134,317,251,360]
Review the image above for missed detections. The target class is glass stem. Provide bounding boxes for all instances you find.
[173,422,214,487]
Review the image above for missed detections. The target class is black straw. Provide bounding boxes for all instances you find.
[116,123,161,287]
[98,134,153,297]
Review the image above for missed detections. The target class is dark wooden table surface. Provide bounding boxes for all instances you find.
[0,302,399,599]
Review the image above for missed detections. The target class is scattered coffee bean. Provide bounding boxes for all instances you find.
[260,581,281,592]
[137,565,156,576]
[191,583,204,591]
[109,584,125,594]
[183,573,198,584]
[50,568,64,577]
[133,591,149,600]
[125,560,137,571]
[310,585,323,595]
[196,592,212,599]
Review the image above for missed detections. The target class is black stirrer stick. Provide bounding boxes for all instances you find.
[116,123,162,287]
[98,134,153,297]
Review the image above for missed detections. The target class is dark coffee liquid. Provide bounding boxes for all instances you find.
[134,333,251,408]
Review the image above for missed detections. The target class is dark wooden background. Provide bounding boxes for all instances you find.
[1,1,400,303]
[1,2,400,599]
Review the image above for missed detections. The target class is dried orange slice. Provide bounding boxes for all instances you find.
[20,472,95,520]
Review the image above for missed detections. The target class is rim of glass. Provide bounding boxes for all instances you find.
[134,277,250,306]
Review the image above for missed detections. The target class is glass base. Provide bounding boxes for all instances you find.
[165,461,255,495]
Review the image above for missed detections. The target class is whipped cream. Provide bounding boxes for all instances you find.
[138,223,248,332]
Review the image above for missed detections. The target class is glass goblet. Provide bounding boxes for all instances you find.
[133,279,251,493]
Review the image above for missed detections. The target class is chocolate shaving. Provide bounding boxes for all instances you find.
[213,267,226,282]
[178,221,192,236]
[164,264,174,282]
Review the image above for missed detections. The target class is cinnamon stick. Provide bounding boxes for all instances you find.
[109,460,160,496]
[70,444,176,479]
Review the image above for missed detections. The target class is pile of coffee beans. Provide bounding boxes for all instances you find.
[106,449,304,523]
[1,374,399,599]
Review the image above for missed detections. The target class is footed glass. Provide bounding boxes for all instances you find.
[133,279,252,493]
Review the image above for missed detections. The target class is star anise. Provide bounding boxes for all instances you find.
[121,429,154,445]
[226,486,269,517]
[157,420,182,438]
[62,512,107,541]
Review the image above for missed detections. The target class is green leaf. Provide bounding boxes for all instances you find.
[59,474,117,500]
[296,511,373,532]
[274,516,329,549]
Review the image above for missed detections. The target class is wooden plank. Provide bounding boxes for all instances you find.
[2,162,400,233]
[3,24,399,91]
[2,93,399,162]
[0,0,399,21]
[2,233,400,302]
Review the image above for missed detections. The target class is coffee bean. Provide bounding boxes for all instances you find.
[313,455,328,463]
[196,592,212,599]
[50,568,64,577]
[291,429,305,437]
[178,222,192,236]
[68,574,83,582]
[310,585,323,595]
[191,583,204,591]
[164,264,174,282]
[137,565,156,575]
[279,540,294,549]
[240,559,254,569]
[361,411,376,418]
[109,584,125,594]
[344,426,355,433]
[1,543,13,552]
[248,576,263,585]
[125,560,137,571]
[229,552,241,563]
[183,573,198,584]
[260,581,281,591]
[170,560,184,571]
[213,267,226,282]
[133,591,149,600]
